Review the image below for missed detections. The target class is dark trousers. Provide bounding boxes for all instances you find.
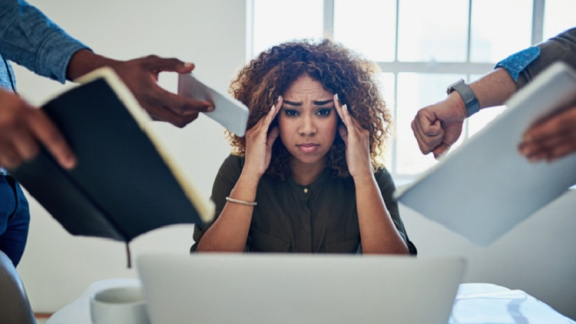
[0,175,30,267]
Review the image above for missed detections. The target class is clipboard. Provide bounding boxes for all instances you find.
[395,62,576,246]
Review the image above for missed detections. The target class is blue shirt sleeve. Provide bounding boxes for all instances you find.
[0,0,90,83]
[494,46,540,82]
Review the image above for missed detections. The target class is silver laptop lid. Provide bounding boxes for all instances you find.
[137,253,466,324]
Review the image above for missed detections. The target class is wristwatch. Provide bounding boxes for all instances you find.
[446,79,480,117]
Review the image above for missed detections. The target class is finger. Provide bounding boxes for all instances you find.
[338,124,348,146]
[412,108,450,155]
[150,108,199,128]
[148,87,213,115]
[27,110,76,169]
[333,93,345,122]
[523,107,576,143]
[413,114,442,144]
[142,55,196,74]
[267,126,279,150]
[520,127,576,158]
[348,113,363,130]
[341,104,352,129]
[412,120,443,154]
[411,120,427,154]
[247,104,275,136]
[10,127,39,161]
[151,107,198,128]
[432,143,451,160]
[0,142,23,169]
[273,96,283,120]
[423,120,445,148]
[414,109,443,137]
[261,104,277,130]
[547,141,576,162]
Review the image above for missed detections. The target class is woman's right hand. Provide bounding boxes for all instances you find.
[243,96,283,179]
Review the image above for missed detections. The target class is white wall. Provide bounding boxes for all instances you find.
[13,0,576,320]
[14,0,246,313]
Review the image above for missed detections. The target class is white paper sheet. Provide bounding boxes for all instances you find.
[178,73,249,136]
[396,62,576,246]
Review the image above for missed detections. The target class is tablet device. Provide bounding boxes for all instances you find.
[395,62,576,246]
[178,73,249,136]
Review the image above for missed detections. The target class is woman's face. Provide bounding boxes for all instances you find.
[278,75,338,168]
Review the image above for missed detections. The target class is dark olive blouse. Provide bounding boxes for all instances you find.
[192,155,417,255]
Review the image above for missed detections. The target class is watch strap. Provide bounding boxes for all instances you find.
[447,79,480,117]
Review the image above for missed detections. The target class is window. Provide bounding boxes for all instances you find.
[249,0,573,181]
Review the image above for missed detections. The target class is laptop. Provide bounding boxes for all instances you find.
[137,253,466,324]
[396,62,576,246]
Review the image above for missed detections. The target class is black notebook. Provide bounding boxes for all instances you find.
[9,67,214,242]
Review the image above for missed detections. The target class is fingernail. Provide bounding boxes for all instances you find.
[184,62,194,68]
[207,105,215,112]
[277,95,282,102]
[270,104,275,112]
[343,104,348,111]
[335,93,339,102]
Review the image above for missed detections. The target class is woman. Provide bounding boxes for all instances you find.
[193,39,416,255]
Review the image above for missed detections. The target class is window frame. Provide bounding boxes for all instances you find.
[248,0,548,183]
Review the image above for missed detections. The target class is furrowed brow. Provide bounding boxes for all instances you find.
[313,99,333,106]
[283,100,302,106]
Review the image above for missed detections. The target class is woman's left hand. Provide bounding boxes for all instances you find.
[334,94,373,179]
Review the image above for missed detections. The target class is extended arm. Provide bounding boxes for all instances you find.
[0,0,212,170]
[412,27,576,158]
[412,68,517,158]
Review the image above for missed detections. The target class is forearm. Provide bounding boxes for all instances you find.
[0,0,88,83]
[445,67,517,120]
[66,49,120,81]
[468,68,518,109]
[354,174,409,255]
[196,173,260,252]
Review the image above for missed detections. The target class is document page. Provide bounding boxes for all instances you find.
[396,62,576,246]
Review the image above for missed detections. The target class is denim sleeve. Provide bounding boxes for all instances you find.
[495,46,540,82]
[495,27,576,89]
[0,0,90,83]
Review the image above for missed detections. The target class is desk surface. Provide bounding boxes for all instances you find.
[48,279,575,324]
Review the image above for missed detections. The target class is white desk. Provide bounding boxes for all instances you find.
[48,279,575,324]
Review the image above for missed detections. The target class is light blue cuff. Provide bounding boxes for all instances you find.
[494,46,540,81]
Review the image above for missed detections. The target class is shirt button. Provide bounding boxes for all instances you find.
[304,188,308,193]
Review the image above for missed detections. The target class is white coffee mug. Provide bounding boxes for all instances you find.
[90,286,150,324]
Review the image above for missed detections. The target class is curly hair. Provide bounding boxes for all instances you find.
[227,39,392,179]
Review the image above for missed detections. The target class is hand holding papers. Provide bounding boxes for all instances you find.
[396,62,576,246]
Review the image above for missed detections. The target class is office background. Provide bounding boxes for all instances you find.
[13,0,576,319]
